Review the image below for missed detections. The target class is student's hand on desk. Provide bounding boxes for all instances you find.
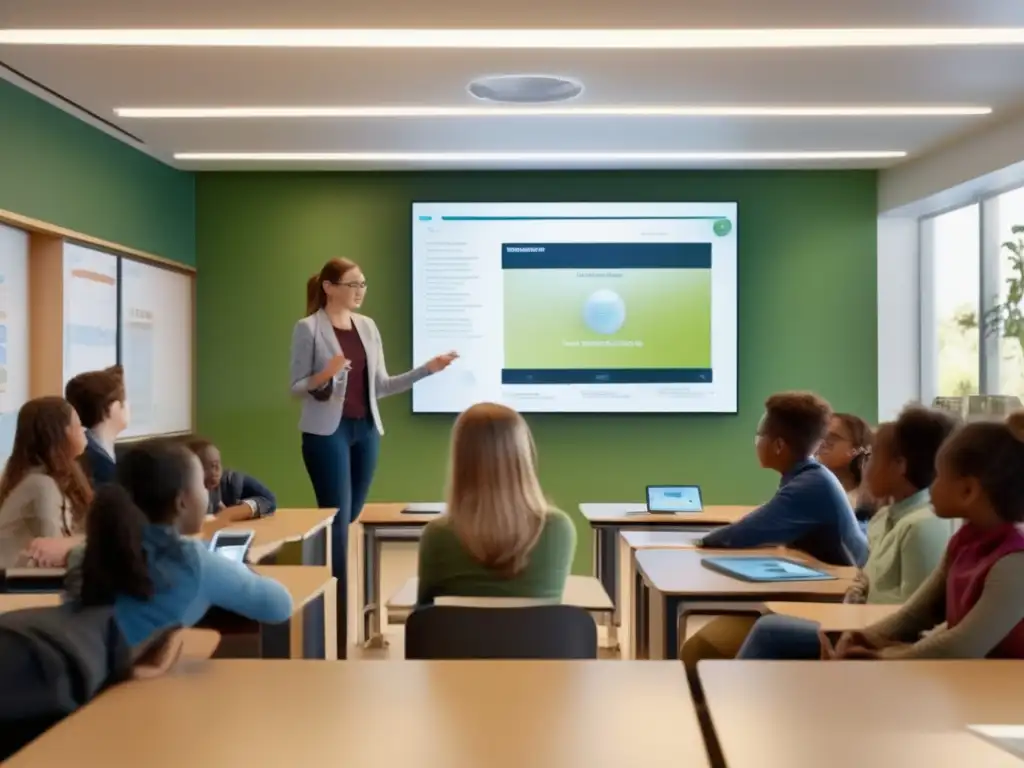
[23,536,76,567]
[426,351,459,373]
[215,504,256,523]
[820,630,901,660]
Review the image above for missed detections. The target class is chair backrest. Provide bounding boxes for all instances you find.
[405,604,597,660]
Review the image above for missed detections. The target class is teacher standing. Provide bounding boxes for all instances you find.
[290,258,456,585]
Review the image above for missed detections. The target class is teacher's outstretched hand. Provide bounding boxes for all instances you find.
[289,257,456,590]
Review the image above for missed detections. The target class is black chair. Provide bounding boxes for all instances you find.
[405,604,598,660]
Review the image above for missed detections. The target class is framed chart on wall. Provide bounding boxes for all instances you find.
[0,223,28,468]
[120,258,193,437]
[62,242,118,382]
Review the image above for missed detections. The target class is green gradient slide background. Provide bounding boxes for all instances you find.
[503,268,711,368]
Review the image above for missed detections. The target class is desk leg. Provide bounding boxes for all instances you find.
[634,569,648,660]
[259,594,328,659]
[361,525,388,649]
[593,525,621,651]
[302,526,328,566]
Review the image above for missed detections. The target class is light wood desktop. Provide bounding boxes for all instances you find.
[200,565,335,660]
[700,660,1024,768]
[5,660,710,768]
[763,601,900,633]
[0,593,61,614]
[634,548,855,659]
[201,507,335,565]
[386,575,614,625]
[579,502,754,650]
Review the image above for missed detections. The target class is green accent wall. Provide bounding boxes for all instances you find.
[196,171,878,572]
[0,78,195,265]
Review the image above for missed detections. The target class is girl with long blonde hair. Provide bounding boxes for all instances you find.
[416,402,576,603]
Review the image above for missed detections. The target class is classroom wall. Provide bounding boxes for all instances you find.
[195,171,878,572]
[0,77,195,265]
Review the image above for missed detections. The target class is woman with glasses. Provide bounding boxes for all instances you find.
[816,413,875,520]
[289,258,457,598]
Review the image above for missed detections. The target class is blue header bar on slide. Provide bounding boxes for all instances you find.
[501,242,711,270]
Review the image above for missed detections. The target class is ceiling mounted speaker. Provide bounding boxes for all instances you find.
[467,74,584,104]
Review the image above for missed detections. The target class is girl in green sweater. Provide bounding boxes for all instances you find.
[416,402,576,604]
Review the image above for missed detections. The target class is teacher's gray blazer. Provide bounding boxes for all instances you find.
[290,310,430,436]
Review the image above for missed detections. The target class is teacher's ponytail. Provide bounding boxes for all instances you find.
[306,274,322,316]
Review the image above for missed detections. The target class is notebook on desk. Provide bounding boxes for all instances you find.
[968,725,1024,760]
[402,502,446,515]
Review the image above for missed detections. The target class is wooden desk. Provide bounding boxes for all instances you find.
[763,601,900,633]
[6,660,710,768]
[579,502,753,649]
[0,593,61,613]
[201,508,335,565]
[357,502,444,646]
[618,530,705,658]
[700,660,1024,768]
[200,566,334,660]
[634,548,854,659]
[385,575,615,625]
[202,508,341,658]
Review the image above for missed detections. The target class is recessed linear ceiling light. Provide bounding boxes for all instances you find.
[173,151,907,162]
[5,28,1024,48]
[118,105,991,119]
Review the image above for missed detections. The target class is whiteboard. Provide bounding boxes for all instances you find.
[120,259,193,437]
[0,224,29,469]
[63,242,118,382]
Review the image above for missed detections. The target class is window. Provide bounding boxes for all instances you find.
[928,204,980,397]
[0,224,29,468]
[995,187,1024,401]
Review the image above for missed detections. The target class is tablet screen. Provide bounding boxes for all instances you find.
[702,556,836,582]
[212,533,252,563]
[646,485,703,513]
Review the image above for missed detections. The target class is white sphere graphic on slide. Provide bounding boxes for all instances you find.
[583,289,627,335]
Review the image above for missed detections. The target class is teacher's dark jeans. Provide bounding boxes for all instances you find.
[301,418,381,583]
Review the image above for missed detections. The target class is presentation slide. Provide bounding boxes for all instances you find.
[411,202,737,413]
[63,243,118,383]
[0,224,29,469]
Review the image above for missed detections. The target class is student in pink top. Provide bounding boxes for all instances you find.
[821,411,1024,660]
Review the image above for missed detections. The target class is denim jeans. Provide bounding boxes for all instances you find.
[736,614,824,660]
[301,417,380,583]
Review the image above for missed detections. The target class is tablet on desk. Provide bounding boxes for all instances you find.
[209,530,254,563]
[701,556,837,582]
[646,485,703,514]
[402,503,446,515]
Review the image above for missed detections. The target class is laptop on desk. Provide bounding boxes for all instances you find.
[645,485,703,514]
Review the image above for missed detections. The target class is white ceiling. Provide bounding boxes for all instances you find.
[4,0,1024,170]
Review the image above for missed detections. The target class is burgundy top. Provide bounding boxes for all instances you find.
[334,326,370,420]
[946,522,1024,658]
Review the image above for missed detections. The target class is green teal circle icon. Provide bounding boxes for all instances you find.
[713,219,732,237]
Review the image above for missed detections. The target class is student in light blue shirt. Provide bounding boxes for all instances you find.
[67,441,292,648]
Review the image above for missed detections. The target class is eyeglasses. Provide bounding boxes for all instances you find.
[336,280,367,290]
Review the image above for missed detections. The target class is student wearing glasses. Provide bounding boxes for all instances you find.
[815,412,875,521]
[289,257,458,590]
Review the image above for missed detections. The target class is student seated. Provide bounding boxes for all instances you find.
[815,412,875,522]
[681,392,867,677]
[65,441,293,648]
[696,392,868,565]
[738,406,958,659]
[416,402,575,604]
[188,439,276,522]
[64,365,128,487]
[745,411,1024,661]
[0,397,92,569]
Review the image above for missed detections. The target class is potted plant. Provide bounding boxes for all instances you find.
[957,224,1024,357]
